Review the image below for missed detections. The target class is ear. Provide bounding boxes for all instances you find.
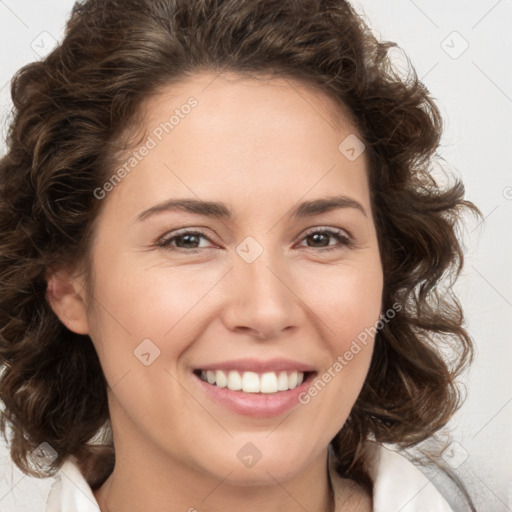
[45,267,90,335]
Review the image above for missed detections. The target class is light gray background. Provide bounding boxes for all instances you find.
[0,1,511,510]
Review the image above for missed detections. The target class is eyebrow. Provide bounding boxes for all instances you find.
[135,194,367,223]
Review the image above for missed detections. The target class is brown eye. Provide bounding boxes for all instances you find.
[299,229,352,251]
[157,230,213,251]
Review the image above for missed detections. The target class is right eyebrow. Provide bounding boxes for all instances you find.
[136,198,232,223]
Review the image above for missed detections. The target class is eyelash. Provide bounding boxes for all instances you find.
[156,227,354,254]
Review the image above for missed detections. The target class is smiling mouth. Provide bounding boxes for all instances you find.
[193,369,316,394]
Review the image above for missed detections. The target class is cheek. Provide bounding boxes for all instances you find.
[302,268,382,416]
[84,258,220,373]
[312,262,383,342]
[313,261,383,390]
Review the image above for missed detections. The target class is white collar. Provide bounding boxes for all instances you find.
[328,441,454,511]
[41,442,453,511]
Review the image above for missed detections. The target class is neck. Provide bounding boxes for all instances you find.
[94,448,334,512]
[93,412,335,512]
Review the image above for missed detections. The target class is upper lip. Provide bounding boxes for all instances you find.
[194,358,316,373]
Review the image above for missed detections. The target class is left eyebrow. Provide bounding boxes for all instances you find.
[289,194,367,219]
[135,194,367,223]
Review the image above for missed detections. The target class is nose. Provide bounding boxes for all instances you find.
[221,247,301,340]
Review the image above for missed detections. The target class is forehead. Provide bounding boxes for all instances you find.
[139,71,358,138]
[102,71,371,225]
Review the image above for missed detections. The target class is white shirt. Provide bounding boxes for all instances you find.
[0,442,454,511]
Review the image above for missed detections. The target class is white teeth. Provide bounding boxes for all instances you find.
[277,371,289,391]
[242,371,260,393]
[260,372,278,393]
[198,369,306,393]
[227,370,242,391]
[215,370,227,388]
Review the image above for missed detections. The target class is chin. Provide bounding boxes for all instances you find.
[190,439,314,484]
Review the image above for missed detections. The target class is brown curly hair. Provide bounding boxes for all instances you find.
[0,0,478,495]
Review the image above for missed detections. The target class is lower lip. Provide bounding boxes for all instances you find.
[193,373,315,418]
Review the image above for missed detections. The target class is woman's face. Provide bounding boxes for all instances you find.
[61,72,383,484]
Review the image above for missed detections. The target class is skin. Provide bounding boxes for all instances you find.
[47,72,382,512]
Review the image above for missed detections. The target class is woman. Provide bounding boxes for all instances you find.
[0,0,479,510]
